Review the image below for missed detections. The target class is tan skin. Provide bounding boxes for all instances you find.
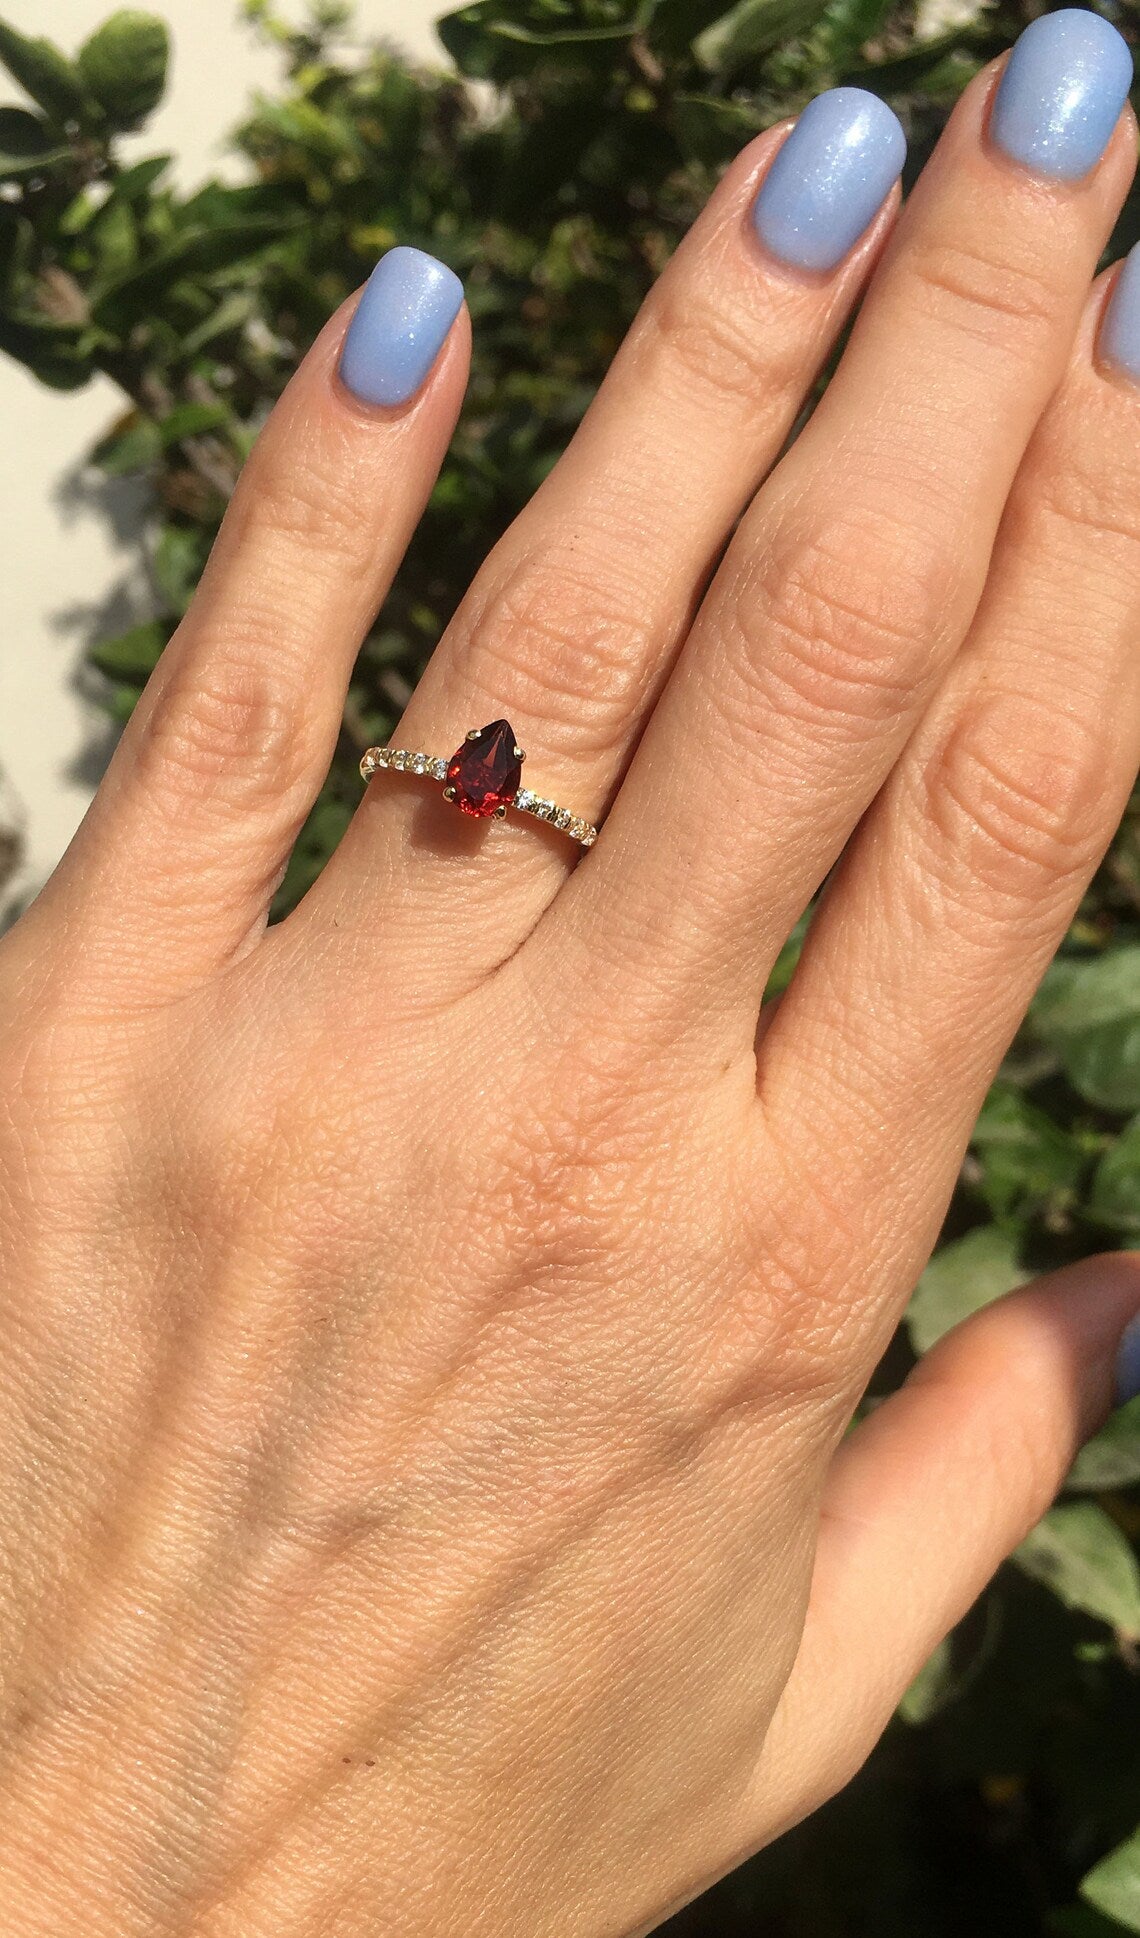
[2,55,1140,1936]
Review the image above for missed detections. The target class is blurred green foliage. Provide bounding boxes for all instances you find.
[1,0,1139,1926]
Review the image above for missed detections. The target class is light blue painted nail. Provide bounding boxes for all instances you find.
[990,9,1134,183]
[752,87,907,275]
[1117,1314,1140,1407]
[1101,243,1140,383]
[339,245,463,408]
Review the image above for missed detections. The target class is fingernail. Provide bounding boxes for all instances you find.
[990,9,1133,183]
[1117,1314,1140,1407]
[1101,244,1140,383]
[751,87,907,275]
[339,245,464,408]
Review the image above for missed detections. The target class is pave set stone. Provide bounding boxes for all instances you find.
[359,718,597,847]
[361,747,449,783]
[513,788,595,845]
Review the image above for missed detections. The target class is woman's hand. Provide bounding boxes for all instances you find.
[3,13,1140,1934]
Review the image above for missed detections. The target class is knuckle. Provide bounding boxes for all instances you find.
[138,641,319,815]
[229,441,376,578]
[485,1027,695,1262]
[453,546,657,757]
[644,277,792,416]
[1033,447,1140,557]
[920,688,1109,904]
[907,235,1060,347]
[728,1152,873,1399]
[723,513,948,732]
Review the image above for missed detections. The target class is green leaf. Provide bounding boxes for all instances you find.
[694,0,831,71]
[970,1083,1086,1226]
[77,11,168,130]
[152,523,206,614]
[437,0,657,81]
[0,18,93,125]
[669,91,764,164]
[1032,950,1140,1112]
[1068,1397,1140,1494]
[1015,1502,1140,1639]
[158,400,232,445]
[89,195,138,281]
[179,289,256,356]
[110,153,171,199]
[650,0,760,56]
[0,104,69,175]
[87,618,168,681]
[897,1595,1000,1724]
[764,907,812,1000]
[820,0,893,62]
[906,1224,1029,1356]
[1051,1907,1139,1938]
[897,1636,953,1725]
[1082,1828,1140,1933]
[0,308,89,387]
[488,9,655,44]
[99,680,143,724]
[1091,1118,1140,1235]
[90,217,295,332]
[58,188,105,236]
[1034,951,1140,1038]
[846,32,982,97]
[90,413,161,474]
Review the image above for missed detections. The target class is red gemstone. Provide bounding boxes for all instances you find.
[445,720,523,818]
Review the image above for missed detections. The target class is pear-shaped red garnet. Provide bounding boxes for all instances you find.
[445,720,523,818]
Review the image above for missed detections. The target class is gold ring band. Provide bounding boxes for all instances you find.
[360,719,598,849]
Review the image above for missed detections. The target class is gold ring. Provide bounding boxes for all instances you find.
[360,719,598,849]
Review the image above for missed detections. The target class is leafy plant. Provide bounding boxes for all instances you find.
[2,0,1139,1928]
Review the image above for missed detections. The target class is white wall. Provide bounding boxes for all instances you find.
[0,0,445,897]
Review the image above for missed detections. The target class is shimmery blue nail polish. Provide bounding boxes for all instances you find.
[1117,1315,1140,1407]
[751,88,907,275]
[1101,244,1140,383]
[339,246,463,408]
[990,9,1133,182]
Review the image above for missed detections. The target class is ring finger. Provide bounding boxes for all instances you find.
[311,95,906,967]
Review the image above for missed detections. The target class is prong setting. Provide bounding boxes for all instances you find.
[358,733,597,848]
